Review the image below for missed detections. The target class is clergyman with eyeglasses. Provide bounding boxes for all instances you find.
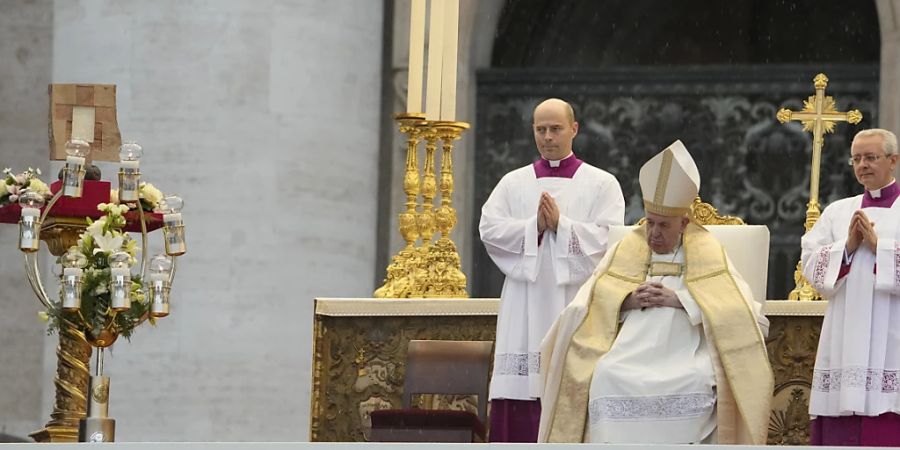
[800,128,900,446]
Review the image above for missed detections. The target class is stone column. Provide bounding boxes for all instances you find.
[877,0,900,139]
[0,0,53,441]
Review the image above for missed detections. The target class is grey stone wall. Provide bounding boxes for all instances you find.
[0,0,53,441]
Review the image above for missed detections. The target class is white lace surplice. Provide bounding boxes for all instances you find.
[588,250,717,444]
[480,164,624,400]
[802,195,900,416]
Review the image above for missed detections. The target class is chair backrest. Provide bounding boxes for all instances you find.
[402,340,494,424]
[607,224,770,303]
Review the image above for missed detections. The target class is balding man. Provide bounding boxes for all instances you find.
[479,98,624,442]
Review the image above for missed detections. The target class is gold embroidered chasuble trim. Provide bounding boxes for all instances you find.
[545,223,772,444]
[653,150,674,205]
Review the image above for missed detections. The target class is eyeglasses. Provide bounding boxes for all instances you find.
[848,154,888,166]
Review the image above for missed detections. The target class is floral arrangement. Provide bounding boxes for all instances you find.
[46,202,150,339]
[0,167,51,207]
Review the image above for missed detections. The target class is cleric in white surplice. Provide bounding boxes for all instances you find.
[801,128,900,446]
[478,98,624,442]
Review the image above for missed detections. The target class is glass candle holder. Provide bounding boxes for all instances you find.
[117,142,143,202]
[63,139,90,198]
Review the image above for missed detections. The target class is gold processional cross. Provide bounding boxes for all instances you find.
[776,73,862,300]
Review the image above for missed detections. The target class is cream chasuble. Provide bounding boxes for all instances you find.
[538,224,772,444]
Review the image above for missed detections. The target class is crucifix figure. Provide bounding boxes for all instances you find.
[777,73,863,300]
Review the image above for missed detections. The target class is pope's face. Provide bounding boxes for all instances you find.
[533,103,578,161]
[645,212,689,254]
[851,134,898,190]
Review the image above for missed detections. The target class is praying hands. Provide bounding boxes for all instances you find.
[537,192,560,233]
[846,209,878,254]
[622,282,684,310]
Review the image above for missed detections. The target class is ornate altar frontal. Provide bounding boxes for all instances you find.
[310,298,826,445]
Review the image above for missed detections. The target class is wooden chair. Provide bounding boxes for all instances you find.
[369,340,493,442]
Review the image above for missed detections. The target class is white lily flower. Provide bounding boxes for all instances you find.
[86,218,106,237]
[93,232,124,255]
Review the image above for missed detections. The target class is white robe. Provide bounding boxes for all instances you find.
[802,194,900,417]
[588,249,716,443]
[479,162,624,400]
[539,238,768,443]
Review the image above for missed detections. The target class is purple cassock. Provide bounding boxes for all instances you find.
[811,180,900,447]
[533,152,583,179]
[488,153,582,443]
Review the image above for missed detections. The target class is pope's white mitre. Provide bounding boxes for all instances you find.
[639,140,700,216]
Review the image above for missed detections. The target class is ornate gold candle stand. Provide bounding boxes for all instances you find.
[375,115,469,298]
[420,121,469,297]
[375,113,426,298]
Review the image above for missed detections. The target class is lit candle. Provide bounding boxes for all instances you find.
[119,160,140,202]
[110,267,131,311]
[406,0,426,113]
[424,0,444,121]
[150,271,167,283]
[164,212,182,226]
[66,155,85,167]
[62,267,83,310]
[439,0,459,121]
[120,160,140,170]
[163,212,186,256]
[21,207,40,219]
[19,207,40,250]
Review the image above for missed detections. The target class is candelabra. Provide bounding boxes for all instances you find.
[374,115,468,298]
[10,140,187,442]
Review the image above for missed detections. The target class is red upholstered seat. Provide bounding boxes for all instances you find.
[370,408,486,441]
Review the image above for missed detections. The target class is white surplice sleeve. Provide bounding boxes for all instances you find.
[801,204,848,299]
[551,176,625,285]
[874,233,900,295]
[479,176,541,282]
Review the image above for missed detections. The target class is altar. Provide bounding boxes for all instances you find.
[309,298,827,445]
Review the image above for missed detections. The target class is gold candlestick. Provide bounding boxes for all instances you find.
[777,73,862,300]
[418,124,439,247]
[375,117,470,298]
[422,121,469,298]
[375,113,427,298]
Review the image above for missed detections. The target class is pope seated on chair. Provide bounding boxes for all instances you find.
[537,140,773,444]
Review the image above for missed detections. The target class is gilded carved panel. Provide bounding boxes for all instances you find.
[310,314,495,442]
[765,315,823,445]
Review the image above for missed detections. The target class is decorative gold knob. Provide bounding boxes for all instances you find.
[776,108,792,124]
